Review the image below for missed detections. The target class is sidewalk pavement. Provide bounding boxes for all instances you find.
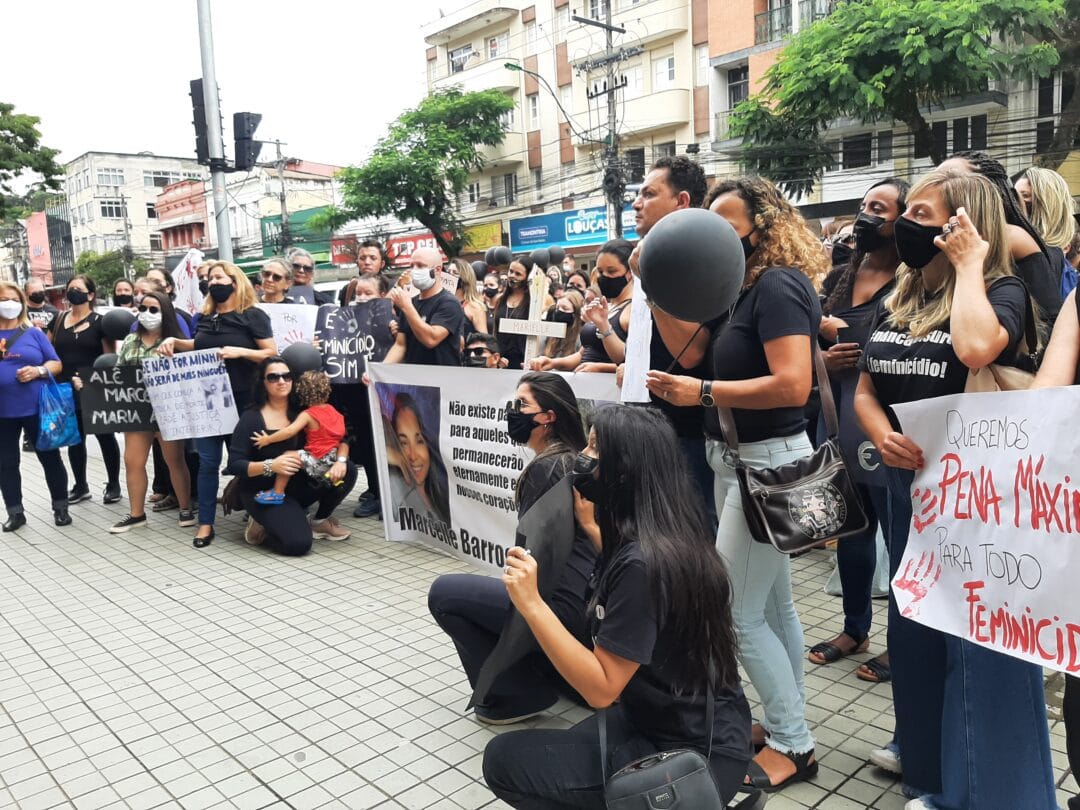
[0,453,1075,809]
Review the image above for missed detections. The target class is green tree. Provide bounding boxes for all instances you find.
[1032,0,1080,168]
[730,0,1066,196]
[74,250,149,292]
[0,103,63,219]
[320,88,514,258]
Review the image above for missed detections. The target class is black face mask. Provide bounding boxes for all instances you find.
[853,213,888,253]
[549,309,575,325]
[28,292,45,305]
[570,453,602,503]
[482,287,499,298]
[113,294,134,307]
[208,283,235,304]
[506,277,524,290]
[597,273,629,299]
[831,242,854,267]
[740,229,757,260]
[464,355,490,368]
[506,409,539,444]
[198,279,209,295]
[894,216,944,269]
[66,289,89,306]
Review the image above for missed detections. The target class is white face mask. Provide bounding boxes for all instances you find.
[0,300,22,320]
[410,268,437,291]
[138,311,163,332]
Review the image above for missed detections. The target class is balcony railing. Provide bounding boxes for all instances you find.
[714,110,736,142]
[755,5,792,44]
[799,0,836,27]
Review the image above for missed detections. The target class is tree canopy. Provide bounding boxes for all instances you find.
[730,0,1068,196]
[320,87,514,257]
[74,249,148,292]
[0,103,62,220]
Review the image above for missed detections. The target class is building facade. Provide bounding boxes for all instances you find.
[156,180,209,256]
[63,152,207,264]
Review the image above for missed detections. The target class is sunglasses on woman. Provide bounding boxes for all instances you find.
[265,372,294,382]
[291,263,314,273]
[137,304,161,313]
[262,271,286,282]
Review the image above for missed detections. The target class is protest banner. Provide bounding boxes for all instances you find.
[893,386,1080,673]
[77,365,156,434]
[315,300,395,384]
[366,363,620,573]
[141,350,239,441]
[257,303,318,354]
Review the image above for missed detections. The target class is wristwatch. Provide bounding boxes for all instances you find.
[699,380,716,408]
[336,456,347,464]
[597,327,614,339]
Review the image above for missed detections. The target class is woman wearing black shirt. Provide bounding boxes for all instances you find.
[483,406,751,807]
[647,176,829,792]
[158,261,276,547]
[428,372,594,724]
[809,178,908,684]
[493,259,533,369]
[51,275,122,505]
[854,169,1055,808]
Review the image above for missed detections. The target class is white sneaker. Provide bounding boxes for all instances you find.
[905,798,934,809]
[869,744,902,774]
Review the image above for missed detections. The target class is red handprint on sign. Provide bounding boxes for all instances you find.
[911,487,939,534]
[894,551,943,618]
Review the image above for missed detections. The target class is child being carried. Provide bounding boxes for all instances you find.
[252,370,347,505]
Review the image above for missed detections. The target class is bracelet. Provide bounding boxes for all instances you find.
[598,328,613,339]
[262,459,274,477]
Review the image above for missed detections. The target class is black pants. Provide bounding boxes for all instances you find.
[835,483,890,641]
[0,414,70,513]
[68,391,120,492]
[483,704,749,809]
[151,440,199,498]
[330,384,379,498]
[240,461,357,556]
[429,574,580,717]
[1066,675,1080,808]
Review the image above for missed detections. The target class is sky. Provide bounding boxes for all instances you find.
[2,0,452,175]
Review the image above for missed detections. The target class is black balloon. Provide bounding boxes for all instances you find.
[528,248,550,270]
[548,245,566,266]
[101,307,136,340]
[92,353,118,370]
[484,246,497,266]
[493,246,513,266]
[471,260,488,280]
[281,342,324,374]
[638,208,745,322]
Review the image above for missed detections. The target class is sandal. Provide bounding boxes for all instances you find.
[744,748,818,793]
[808,634,869,665]
[856,653,891,683]
[254,490,286,506]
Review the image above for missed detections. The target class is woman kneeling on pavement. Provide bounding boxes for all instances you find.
[482,405,752,807]
[428,371,595,724]
[225,357,356,554]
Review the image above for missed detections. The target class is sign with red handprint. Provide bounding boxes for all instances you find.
[892,388,1080,674]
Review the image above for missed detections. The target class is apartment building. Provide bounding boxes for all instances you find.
[63,152,207,262]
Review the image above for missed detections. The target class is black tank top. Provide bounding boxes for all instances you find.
[579,303,629,363]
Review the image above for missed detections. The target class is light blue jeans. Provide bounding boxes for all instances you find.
[707,433,815,755]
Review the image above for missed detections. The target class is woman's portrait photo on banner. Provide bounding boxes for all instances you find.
[375,382,451,527]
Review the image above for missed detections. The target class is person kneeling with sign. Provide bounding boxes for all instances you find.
[482,406,752,807]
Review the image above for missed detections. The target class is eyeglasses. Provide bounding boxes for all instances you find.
[262,271,286,282]
[291,263,314,273]
[265,372,294,382]
[137,305,161,314]
[465,347,491,357]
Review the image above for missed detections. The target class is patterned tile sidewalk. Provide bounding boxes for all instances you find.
[0,453,1075,809]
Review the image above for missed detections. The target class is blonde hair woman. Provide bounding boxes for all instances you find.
[1015,166,1077,251]
[448,258,487,334]
[0,281,70,531]
[854,170,1054,808]
[540,289,584,359]
[159,260,276,547]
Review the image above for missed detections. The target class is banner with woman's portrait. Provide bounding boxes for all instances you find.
[366,363,619,573]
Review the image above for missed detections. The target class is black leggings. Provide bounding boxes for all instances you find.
[1066,675,1080,808]
[330,384,379,497]
[68,391,120,491]
[482,704,749,809]
[240,461,358,556]
[0,414,69,514]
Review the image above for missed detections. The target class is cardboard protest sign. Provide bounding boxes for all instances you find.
[141,350,239,441]
[893,387,1080,673]
[315,300,396,384]
[77,365,156,434]
[257,303,318,354]
[366,363,619,573]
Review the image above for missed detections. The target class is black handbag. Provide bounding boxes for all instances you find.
[601,688,725,810]
[716,342,868,554]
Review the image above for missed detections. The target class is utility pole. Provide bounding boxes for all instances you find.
[272,140,290,253]
[118,189,132,279]
[196,0,233,261]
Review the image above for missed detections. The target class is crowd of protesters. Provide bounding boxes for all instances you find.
[2,151,1079,810]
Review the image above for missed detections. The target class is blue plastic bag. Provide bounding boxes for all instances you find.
[36,373,81,452]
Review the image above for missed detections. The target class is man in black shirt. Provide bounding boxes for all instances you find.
[384,247,464,367]
[24,279,58,331]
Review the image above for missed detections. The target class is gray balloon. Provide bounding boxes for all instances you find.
[548,245,566,265]
[281,342,324,375]
[101,307,136,340]
[493,246,513,266]
[529,248,550,270]
[638,208,745,322]
[93,353,118,370]
[484,247,497,266]
[471,260,488,280]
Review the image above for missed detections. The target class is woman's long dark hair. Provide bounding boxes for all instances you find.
[597,239,634,271]
[822,177,910,315]
[135,290,186,341]
[392,392,451,525]
[590,405,739,692]
[514,372,586,503]
[952,150,1051,258]
[249,356,297,413]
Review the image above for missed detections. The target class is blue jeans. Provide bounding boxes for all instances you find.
[707,433,814,754]
[885,467,1055,809]
[836,484,890,641]
[194,434,227,526]
[679,435,717,529]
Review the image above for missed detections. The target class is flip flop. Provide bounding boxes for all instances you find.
[856,654,892,683]
[808,635,869,665]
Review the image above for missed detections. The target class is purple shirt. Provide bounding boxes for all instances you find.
[0,327,60,418]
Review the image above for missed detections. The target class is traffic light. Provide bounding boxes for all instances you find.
[189,79,209,166]
[233,112,263,171]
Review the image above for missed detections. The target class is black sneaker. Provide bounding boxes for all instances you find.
[177,508,196,528]
[109,514,147,534]
[68,486,91,504]
[103,486,122,505]
[353,496,381,518]
[53,509,72,527]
